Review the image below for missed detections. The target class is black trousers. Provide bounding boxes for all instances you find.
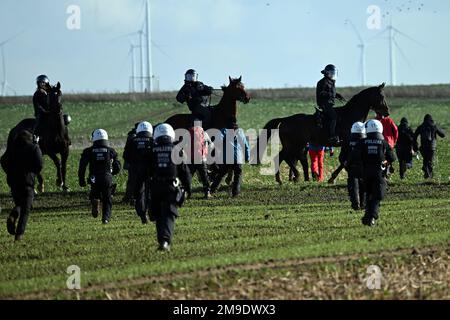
[211,164,243,196]
[124,166,137,201]
[150,186,178,245]
[90,175,113,221]
[10,185,34,236]
[188,163,210,193]
[363,171,386,220]
[133,172,151,218]
[321,104,337,137]
[421,148,435,178]
[347,173,365,209]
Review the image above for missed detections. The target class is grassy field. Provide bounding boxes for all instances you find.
[0,91,449,299]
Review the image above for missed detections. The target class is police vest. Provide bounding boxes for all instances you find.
[133,136,153,163]
[89,147,112,175]
[152,143,177,181]
[361,138,386,166]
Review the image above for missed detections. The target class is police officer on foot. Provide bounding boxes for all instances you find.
[176,69,213,127]
[349,120,395,227]
[316,64,346,145]
[340,122,366,211]
[123,121,154,224]
[78,129,121,224]
[1,130,43,241]
[150,123,192,251]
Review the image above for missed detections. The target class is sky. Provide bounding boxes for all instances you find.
[0,0,449,95]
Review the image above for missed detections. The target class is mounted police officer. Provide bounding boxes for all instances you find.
[340,122,366,211]
[176,69,213,128]
[316,64,346,144]
[1,130,43,241]
[349,120,395,227]
[123,121,154,224]
[33,75,51,136]
[78,129,121,224]
[150,124,191,251]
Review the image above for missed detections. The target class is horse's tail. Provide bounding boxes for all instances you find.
[254,118,283,165]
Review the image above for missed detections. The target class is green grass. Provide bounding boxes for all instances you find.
[0,95,449,299]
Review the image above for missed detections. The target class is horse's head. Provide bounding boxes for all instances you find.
[367,83,390,116]
[222,76,250,104]
[48,82,62,113]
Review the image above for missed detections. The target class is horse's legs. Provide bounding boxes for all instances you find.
[289,160,298,181]
[274,150,285,185]
[60,149,69,191]
[298,149,310,182]
[37,173,44,193]
[48,153,63,187]
[285,154,300,183]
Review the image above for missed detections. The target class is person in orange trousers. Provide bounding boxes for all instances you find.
[308,143,334,182]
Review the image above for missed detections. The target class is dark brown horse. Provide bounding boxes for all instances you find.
[256,83,390,184]
[7,82,71,192]
[165,76,250,130]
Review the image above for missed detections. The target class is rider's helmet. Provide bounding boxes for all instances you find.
[365,119,383,135]
[321,64,338,80]
[154,123,175,143]
[92,129,108,142]
[185,69,198,82]
[351,122,366,138]
[136,121,153,136]
[36,75,50,88]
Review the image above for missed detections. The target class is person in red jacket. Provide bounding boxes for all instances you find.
[376,113,398,149]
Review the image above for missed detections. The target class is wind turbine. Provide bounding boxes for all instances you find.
[128,44,139,92]
[0,34,21,96]
[372,18,422,86]
[345,19,367,86]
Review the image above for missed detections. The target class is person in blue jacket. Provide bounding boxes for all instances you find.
[210,119,250,197]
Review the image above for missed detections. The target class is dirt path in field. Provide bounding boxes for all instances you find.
[9,245,448,300]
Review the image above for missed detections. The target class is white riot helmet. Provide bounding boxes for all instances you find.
[136,121,153,135]
[92,129,108,142]
[154,123,175,142]
[185,69,198,82]
[365,119,383,134]
[351,122,366,135]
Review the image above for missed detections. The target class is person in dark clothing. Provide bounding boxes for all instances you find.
[210,120,250,197]
[122,122,140,205]
[150,124,192,251]
[348,120,395,227]
[316,64,346,144]
[396,118,417,179]
[33,75,51,135]
[340,122,366,211]
[123,121,153,224]
[1,130,43,241]
[78,129,121,224]
[176,69,213,127]
[414,114,446,179]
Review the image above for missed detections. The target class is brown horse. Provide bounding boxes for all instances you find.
[7,82,71,192]
[256,83,390,184]
[165,76,250,130]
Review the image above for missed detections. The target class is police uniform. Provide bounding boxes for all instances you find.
[1,130,43,240]
[176,71,213,126]
[349,124,395,226]
[78,132,121,223]
[340,128,366,211]
[150,125,191,250]
[122,124,139,204]
[316,69,344,141]
[33,88,50,134]
[123,124,153,223]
